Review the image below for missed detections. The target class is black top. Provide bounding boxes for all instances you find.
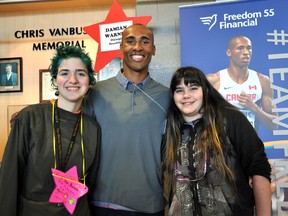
[0,102,100,216]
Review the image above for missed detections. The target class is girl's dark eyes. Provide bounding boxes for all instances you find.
[175,89,183,93]
[59,71,68,76]
[58,71,87,77]
[77,72,87,76]
[175,86,198,93]
[190,87,198,90]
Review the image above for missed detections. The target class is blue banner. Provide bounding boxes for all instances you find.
[180,0,288,214]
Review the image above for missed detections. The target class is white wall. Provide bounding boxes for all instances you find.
[0,6,135,160]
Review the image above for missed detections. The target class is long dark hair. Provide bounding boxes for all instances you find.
[164,66,237,188]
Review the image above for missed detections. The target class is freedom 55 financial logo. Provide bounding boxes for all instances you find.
[200,14,217,31]
[200,9,274,31]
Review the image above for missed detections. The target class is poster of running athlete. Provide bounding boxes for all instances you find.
[179,0,288,214]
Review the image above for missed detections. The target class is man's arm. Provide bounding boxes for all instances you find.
[10,112,19,128]
[206,72,220,90]
[238,73,278,130]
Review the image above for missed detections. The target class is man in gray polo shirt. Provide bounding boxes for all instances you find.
[84,24,169,216]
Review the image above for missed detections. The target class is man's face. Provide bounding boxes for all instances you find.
[120,25,156,73]
[5,65,12,74]
[227,37,252,68]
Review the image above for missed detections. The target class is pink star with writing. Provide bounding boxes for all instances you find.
[49,166,88,214]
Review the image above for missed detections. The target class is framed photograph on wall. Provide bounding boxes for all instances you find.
[39,69,57,102]
[0,57,23,93]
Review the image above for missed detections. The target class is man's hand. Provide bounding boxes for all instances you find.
[238,90,256,111]
[10,111,19,128]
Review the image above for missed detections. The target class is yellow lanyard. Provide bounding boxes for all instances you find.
[51,100,86,186]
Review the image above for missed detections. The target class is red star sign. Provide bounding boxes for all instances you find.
[83,0,152,72]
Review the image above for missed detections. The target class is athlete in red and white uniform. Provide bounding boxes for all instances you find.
[207,35,277,131]
[218,68,262,128]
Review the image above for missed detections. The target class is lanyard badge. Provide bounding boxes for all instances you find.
[49,166,88,214]
[49,100,87,214]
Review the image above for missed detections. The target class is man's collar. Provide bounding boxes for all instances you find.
[116,70,151,90]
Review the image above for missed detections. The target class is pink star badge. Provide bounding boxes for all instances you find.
[83,0,152,72]
[49,166,88,214]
